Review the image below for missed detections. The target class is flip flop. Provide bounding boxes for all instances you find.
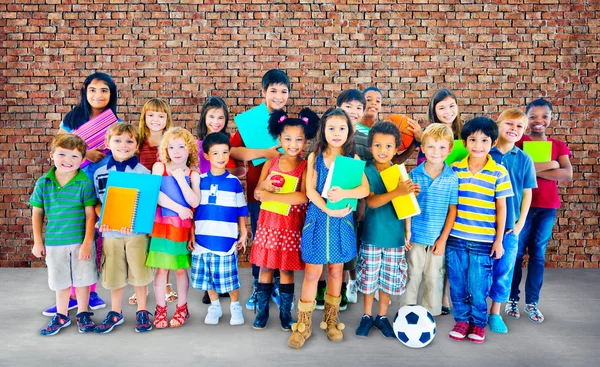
[488,314,508,333]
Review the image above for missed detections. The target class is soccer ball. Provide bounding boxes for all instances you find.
[393,305,436,348]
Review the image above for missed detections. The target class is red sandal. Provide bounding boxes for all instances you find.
[154,304,168,329]
[170,303,190,328]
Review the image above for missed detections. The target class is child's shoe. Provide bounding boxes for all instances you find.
[205,303,222,325]
[355,314,373,337]
[315,281,327,310]
[279,283,295,331]
[320,294,345,342]
[373,315,395,338]
[76,312,95,333]
[287,300,315,349]
[271,278,281,309]
[467,324,486,343]
[94,311,124,334]
[504,298,520,319]
[202,291,211,305]
[346,279,358,304]
[488,314,508,333]
[169,303,190,328]
[245,278,259,310]
[88,292,106,310]
[252,283,273,329]
[230,302,245,326]
[135,310,153,332]
[42,298,77,317]
[524,303,545,323]
[40,313,71,336]
[154,304,168,329]
[340,290,349,311]
[448,321,469,341]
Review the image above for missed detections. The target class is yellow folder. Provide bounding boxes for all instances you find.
[260,171,300,216]
[380,164,421,220]
[100,186,140,231]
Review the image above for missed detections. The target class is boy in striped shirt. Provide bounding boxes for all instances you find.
[446,117,513,344]
[191,132,249,326]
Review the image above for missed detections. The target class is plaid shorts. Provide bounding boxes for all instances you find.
[190,252,241,294]
[356,243,407,296]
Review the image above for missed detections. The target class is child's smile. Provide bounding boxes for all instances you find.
[51,147,83,174]
[465,131,493,159]
[108,133,137,161]
[370,133,397,166]
[527,106,552,135]
[145,110,168,132]
[167,138,190,165]
[498,118,525,143]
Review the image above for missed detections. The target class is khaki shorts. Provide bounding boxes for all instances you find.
[46,244,99,291]
[101,235,154,290]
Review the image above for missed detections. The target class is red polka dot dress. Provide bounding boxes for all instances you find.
[250,156,307,271]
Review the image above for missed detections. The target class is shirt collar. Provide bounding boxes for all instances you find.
[44,167,88,187]
[106,155,139,171]
[490,145,518,156]
[454,154,497,171]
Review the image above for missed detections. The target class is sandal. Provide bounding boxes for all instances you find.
[441,306,451,316]
[154,304,168,329]
[524,303,544,323]
[505,299,520,319]
[170,303,190,328]
[129,289,150,305]
[165,283,178,303]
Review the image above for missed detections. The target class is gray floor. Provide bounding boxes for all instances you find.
[1,268,598,367]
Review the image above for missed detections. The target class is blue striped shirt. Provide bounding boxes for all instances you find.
[450,155,514,243]
[194,171,248,255]
[409,163,459,246]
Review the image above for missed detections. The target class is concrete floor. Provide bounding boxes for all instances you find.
[0,268,598,367]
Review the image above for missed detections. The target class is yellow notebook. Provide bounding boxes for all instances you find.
[380,164,421,220]
[260,171,300,216]
[100,186,140,231]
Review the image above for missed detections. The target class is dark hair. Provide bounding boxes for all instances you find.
[202,132,231,154]
[196,96,229,139]
[336,89,366,108]
[268,108,319,141]
[313,108,356,157]
[428,88,462,138]
[63,72,119,131]
[526,98,553,113]
[362,86,382,97]
[261,69,290,91]
[460,117,498,142]
[367,121,400,148]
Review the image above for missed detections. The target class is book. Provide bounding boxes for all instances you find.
[99,171,162,234]
[260,171,300,216]
[160,175,192,217]
[71,109,118,168]
[380,164,421,220]
[100,187,139,231]
[323,155,366,211]
[233,104,282,166]
[523,141,552,162]
[445,140,468,165]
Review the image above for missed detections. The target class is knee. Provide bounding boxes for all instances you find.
[328,266,343,280]
[155,268,168,277]
[175,269,187,277]
[304,268,321,282]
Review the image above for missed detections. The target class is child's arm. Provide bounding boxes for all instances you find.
[533,161,559,172]
[432,204,457,256]
[535,155,573,181]
[365,177,417,209]
[31,207,46,258]
[153,163,193,220]
[254,158,280,200]
[404,217,412,251]
[491,197,507,259]
[305,153,352,218]
[187,221,196,251]
[173,168,201,208]
[230,146,281,162]
[78,206,96,261]
[236,216,248,253]
[513,188,532,236]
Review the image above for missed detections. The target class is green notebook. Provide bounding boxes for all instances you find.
[445,140,468,164]
[523,141,552,162]
[322,155,366,211]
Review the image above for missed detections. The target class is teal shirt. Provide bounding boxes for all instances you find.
[361,163,405,248]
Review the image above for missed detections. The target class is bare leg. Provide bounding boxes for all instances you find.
[75,286,90,314]
[56,287,71,315]
[300,264,324,302]
[111,287,125,313]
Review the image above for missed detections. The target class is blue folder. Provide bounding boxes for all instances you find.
[233,104,281,166]
[160,176,192,217]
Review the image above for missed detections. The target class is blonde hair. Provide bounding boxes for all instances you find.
[497,108,527,125]
[422,123,454,149]
[105,122,140,146]
[159,127,199,170]
[138,98,173,145]
[52,133,87,157]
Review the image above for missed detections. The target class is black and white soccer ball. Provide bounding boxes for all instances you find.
[393,305,436,348]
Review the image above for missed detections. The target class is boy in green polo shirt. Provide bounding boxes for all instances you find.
[31,134,98,336]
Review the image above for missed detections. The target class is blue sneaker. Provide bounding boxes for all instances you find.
[89,292,106,310]
[135,310,153,333]
[245,278,259,311]
[40,313,71,336]
[271,278,281,309]
[43,298,78,317]
[76,312,96,333]
[355,314,373,337]
[94,311,124,334]
[374,315,395,338]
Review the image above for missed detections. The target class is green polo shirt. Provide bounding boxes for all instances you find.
[30,167,97,246]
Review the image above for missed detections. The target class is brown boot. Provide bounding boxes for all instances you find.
[320,293,345,342]
[287,300,315,349]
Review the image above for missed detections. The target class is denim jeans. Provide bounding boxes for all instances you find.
[445,236,494,328]
[510,208,556,304]
[489,231,519,303]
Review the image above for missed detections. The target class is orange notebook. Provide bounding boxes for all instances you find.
[100,187,140,231]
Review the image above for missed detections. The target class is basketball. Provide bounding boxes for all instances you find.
[384,114,415,151]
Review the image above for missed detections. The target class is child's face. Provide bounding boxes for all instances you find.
[370,133,397,165]
[279,125,305,158]
[464,131,494,159]
[145,110,168,133]
[205,107,226,134]
[262,83,289,112]
[364,91,382,119]
[167,137,190,166]
[51,147,83,174]
[527,106,552,134]
[421,136,451,164]
[497,117,526,144]
[324,116,349,149]
[339,100,364,126]
[204,143,230,171]
[108,133,137,162]
[86,79,110,111]
[435,96,458,126]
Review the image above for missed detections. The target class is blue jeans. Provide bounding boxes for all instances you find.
[510,208,556,304]
[489,231,519,303]
[446,236,494,328]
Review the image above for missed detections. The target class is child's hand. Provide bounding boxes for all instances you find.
[237,230,248,253]
[187,238,195,252]
[407,118,423,142]
[412,183,421,196]
[405,231,412,249]
[432,238,446,256]
[395,179,417,196]
[118,227,132,235]
[263,174,281,193]
[264,146,282,160]
[32,243,46,258]
[172,168,187,182]
[326,206,352,218]
[99,224,111,233]
[490,240,504,259]
[79,242,92,261]
[177,207,194,220]
[86,148,106,163]
[327,186,345,203]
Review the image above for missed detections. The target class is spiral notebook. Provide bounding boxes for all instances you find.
[260,171,299,216]
[322,155,366,211]
[71,109,118,168]
[100,187,140,231]
[380,164,421,220]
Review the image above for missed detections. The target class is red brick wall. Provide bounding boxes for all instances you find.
[1,1,598,268]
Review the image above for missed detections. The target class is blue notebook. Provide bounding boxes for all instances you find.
[233,104,281,166]
[160,176,192,217]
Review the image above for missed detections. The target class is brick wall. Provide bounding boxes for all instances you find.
[1,1,598,268]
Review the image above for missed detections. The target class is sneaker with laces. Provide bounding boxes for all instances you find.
[346,280,358,304]
[340,291,348,311]
[40,313,71,336]
[135,310,153,333]
[205,304,222,325]
[355,314,373,337]
[374,315,395,338]
[448,321,469,341]
[42,298,78,317]
[94,311,124,334]
[88,292,106,310]
[245,279,259,310]
[230,303,245,326]
[76,312,95,333]
[315,284,327,310]
[467,324,486,343]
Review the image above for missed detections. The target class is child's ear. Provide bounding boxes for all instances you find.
[492,138,498,147]
[203,152,210,161]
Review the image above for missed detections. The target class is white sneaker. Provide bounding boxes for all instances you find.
[230,303,245,326]
[204,304,222,325]
[346,280,358,304]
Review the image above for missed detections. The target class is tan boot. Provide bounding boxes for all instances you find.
[320,293,345,342]
[287,300,315,349]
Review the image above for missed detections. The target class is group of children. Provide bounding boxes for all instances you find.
[31,69,572,348]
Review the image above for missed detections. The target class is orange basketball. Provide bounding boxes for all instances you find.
[384,114,414,151]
